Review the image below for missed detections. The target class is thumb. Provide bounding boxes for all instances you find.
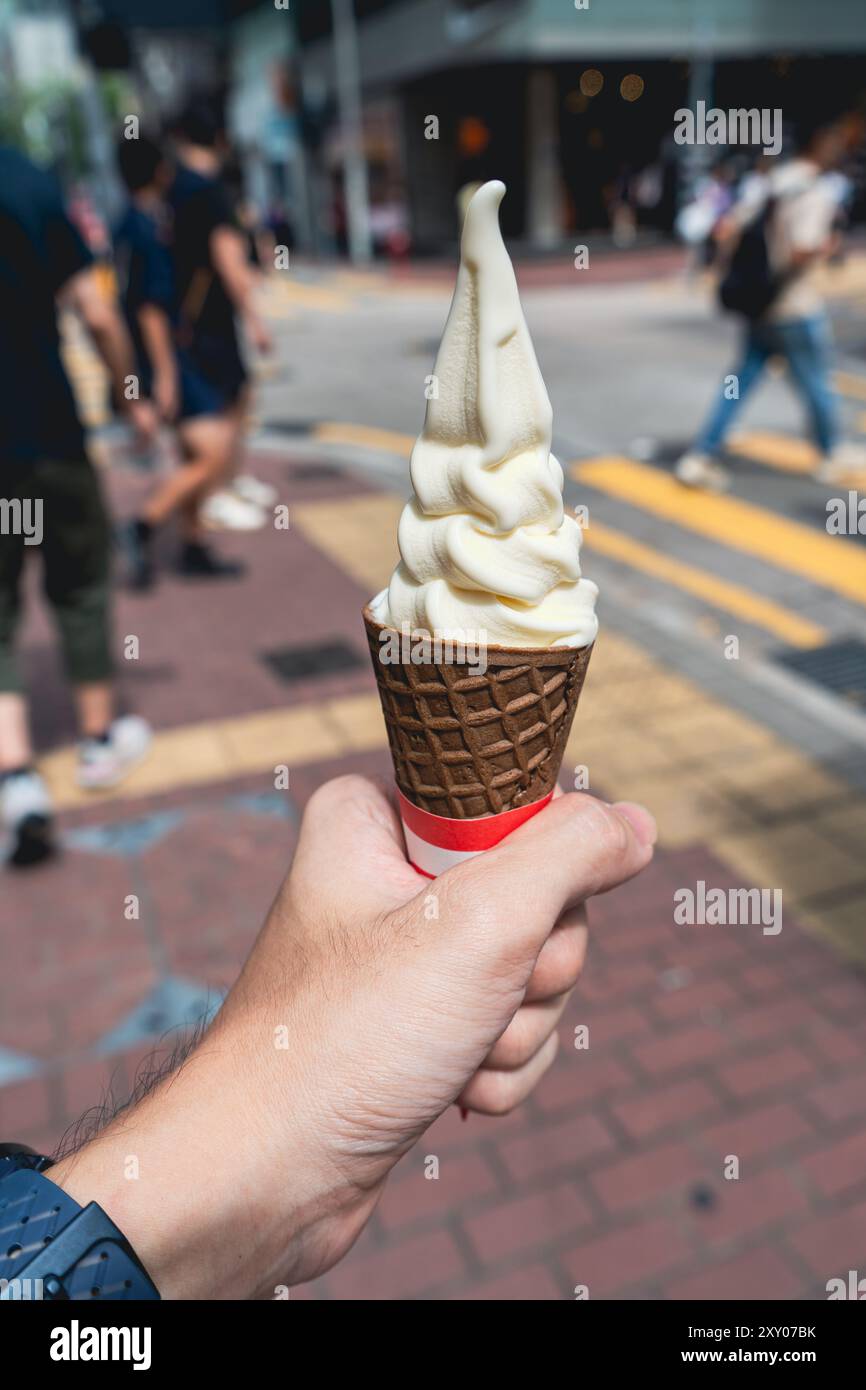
[438,792,656,953]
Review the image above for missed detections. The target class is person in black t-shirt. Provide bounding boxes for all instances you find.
[114,133,243,588]
[0,147,155,866]
[113,135,177,419]
[121,102,274,586]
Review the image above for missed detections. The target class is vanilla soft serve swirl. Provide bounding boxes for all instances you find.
[373,180,598,649]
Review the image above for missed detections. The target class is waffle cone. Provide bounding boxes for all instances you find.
[363,606,593,820]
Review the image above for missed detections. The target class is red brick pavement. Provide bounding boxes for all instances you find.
[4,753,866,1300]
[2,448,866,1300]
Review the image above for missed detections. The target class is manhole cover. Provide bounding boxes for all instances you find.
[262,640,363,683]
[775,637,866,708]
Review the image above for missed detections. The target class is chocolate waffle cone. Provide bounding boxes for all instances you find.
[363,606,593,820]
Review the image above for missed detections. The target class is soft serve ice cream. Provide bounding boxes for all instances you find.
[371,180,598,649]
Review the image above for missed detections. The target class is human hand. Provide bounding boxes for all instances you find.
[50,776,655,1299]
[245,311,273,356]
[152,368,179,422]
[125,397,159,447]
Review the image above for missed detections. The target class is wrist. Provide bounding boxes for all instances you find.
[48,1030,354,1299]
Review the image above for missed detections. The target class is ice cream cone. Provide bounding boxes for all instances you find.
[362,180,598,874]
[364,606,593,871]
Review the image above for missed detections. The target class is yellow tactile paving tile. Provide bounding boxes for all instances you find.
[803,799,866,858]
[39,701,354,811]
[39,722,234,809]
[572,455,866,606]
[584,519,825,647]
[713,822,866,904]
[565,628,866,962]
[215,704,344,775]
[323,692,390,752]
[799,893,866,963]
[712,749,859,818]
[293,494,402,592]
[648,703,783,760]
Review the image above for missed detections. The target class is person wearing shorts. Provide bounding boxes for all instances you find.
[121,102,272,587]
[0,147,153,866]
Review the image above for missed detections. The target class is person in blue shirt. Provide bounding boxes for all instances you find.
[114,135,177,422]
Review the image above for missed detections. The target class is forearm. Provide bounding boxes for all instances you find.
[47,1019,355,1300]
[86,309,137,407]
[138,304,177,384]
[210,227,258,320]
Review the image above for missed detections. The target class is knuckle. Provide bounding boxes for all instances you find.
[577,796,631,859]
[305,773,370,818]
[475,1070,519,1117]
[491,1016,533,1071]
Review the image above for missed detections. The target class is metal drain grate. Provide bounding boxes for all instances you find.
[774,637,866,708]
[262,639,363,683]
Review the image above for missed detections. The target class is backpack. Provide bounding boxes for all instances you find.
[717,196,781,319]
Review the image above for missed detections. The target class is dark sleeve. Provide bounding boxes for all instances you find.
[197,182,239,242]
[138,229,174,312]
[42,177,93,294]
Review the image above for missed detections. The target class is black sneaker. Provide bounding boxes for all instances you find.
[177,542,245,580]
[1,771,56,868]
[120,518,156,591]
[9,813,56,868]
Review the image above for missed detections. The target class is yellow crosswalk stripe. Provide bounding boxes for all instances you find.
[293,483,825,648]
[726,431,819,474]
[267,281,348,312]
[583,520,826,648]
[727,430,866,484]
[570,456,866,607]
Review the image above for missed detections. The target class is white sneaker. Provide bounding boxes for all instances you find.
[77,716,152,791]
[815,442,866,483]
[1,769,55,866]
[674,451,731,493]
[232,474,277,508]
[200,489,267,531]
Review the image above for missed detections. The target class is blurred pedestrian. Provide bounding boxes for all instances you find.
[675,159,737,270]
[114,132,252,588]
[676,113,864,491]
[113,134,177,426]
[121,102,275,587]
[0,147,153,866]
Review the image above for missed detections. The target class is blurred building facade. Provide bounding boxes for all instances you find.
[296,0,866,252]
[2,0,866,256]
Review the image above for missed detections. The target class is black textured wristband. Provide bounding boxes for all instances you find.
[0,1155,160,1301]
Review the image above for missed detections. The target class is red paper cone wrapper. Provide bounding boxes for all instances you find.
[397,786,553,877]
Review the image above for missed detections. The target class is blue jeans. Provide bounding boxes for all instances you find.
[696,313,838,456]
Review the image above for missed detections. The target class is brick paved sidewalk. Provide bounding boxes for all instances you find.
[2,445,866,1300]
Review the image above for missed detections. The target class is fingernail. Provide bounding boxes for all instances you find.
[613,801,657,847]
